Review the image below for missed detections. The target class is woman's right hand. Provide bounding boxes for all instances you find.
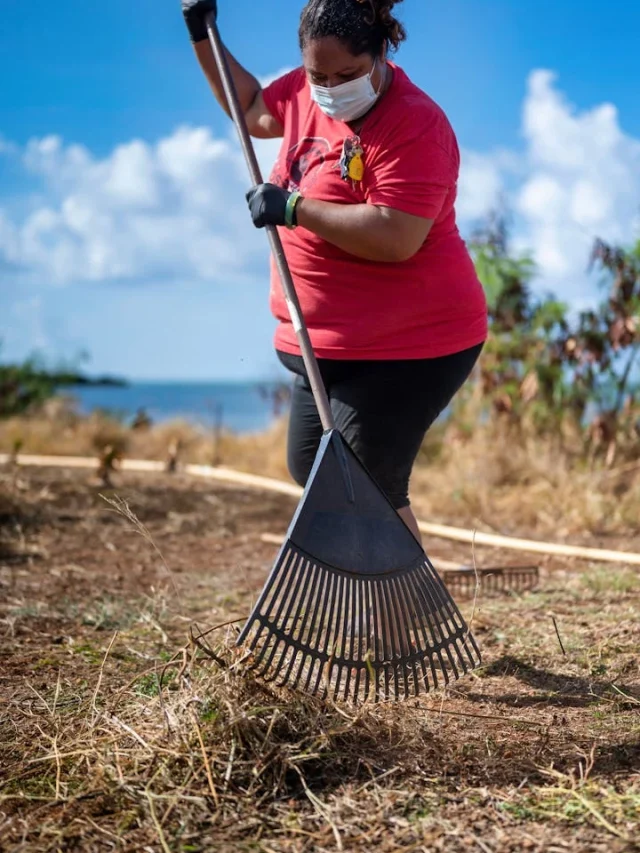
[181,0,217,44]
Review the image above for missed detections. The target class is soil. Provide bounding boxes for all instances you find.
[0,465,638,852]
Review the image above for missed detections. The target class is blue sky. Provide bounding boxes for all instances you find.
[1,0,640,379]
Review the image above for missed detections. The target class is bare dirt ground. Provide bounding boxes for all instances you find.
[0,465,638,852]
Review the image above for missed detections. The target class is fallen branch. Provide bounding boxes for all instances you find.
[416,520,640,566]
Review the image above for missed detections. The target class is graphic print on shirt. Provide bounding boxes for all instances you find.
[270,136,331,193]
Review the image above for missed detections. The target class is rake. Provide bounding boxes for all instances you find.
[206,15,481,701]
[441,565,540,597]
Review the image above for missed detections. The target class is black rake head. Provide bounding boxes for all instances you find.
[237,430,482,703]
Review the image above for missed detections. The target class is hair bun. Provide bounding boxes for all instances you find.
[299,0,407,57]
[356,0,407,50]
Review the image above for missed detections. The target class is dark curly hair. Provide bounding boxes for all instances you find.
[299,0,407,57]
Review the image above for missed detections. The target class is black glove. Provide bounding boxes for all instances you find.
[246,184,295,228]
[181,0,217,44]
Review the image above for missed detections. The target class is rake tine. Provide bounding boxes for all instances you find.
[329,574,343,699]
[424,558,464,630]
[394,575,421,697]
[250,567,295,673]
[398,573,431,695]
[403,571,439,690]
[368,580,380,703]
[297,563,329,691]
[418,562,466,676]
[311,570,339,697]
[383,581,402,699]
[351,580,365,701]
[391,575,414,697]
[375,580,393,700]
[330,573,347,694]
[248,547,295,658]
[256,551,306,679]
[411,564,446,644]
[278,558,316,687]
[341,576,357,701]
[388,575,408,699]
[417,563,468,675]
[300,564,322,648]
[286,555,312,636]
[344,576,357,697]
[367,579,380,701]
[408,568,452,685]
[384,581,402,699]
[362,579,374,702]
[346,578,359,700]
[371,580,385,660]
[308,568,334,696]
[349,579,360,669]
[456,624,481,671]
[290,562,323,690]
[259,547,294,616]
[334,575,351,700]
[371,580,384,700]
[394,575,414,698]
[390,575,413,699]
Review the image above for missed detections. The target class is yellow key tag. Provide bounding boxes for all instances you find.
[347,151,365,182]
[340,136,365,185]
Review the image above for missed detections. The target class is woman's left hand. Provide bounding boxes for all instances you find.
[246,183,291,228]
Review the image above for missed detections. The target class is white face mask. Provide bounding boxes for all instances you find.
[310,61,384,122]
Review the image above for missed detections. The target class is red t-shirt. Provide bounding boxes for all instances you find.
[262,64,487,360]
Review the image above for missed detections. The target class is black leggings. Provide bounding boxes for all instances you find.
[277,343,483,510]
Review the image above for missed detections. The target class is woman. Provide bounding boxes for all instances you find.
[182,0,487,543]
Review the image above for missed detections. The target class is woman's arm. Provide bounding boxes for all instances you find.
[246,185,434,262]
[296,199,433,263]
[193,42,284,140]
[182,0,283,139]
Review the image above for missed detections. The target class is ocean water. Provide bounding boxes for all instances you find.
[62,381,289,434]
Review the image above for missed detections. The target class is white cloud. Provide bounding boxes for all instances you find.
[457,150,504,220]
[517,71,640,296]
[458,70,640,300]
[1,124,281,286]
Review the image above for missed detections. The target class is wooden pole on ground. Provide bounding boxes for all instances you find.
[3,453,640,566]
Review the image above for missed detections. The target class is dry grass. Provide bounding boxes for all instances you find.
[0,397,292,481]
[3,644,639,852]
[3,399,640,542]
[411,424,640,543]
[1,463,639,852]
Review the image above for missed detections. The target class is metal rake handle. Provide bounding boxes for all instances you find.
[205,14,335,432]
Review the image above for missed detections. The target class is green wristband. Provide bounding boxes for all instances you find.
[285,191,302,229]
